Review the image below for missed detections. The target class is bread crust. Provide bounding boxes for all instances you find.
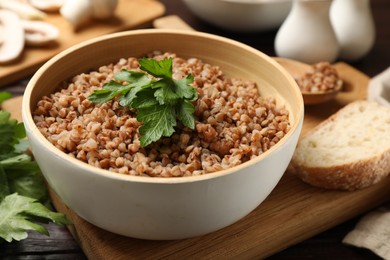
[291,149,390,191]
[290,100,390,191]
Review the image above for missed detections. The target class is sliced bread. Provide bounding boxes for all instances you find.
[289,100,390,191]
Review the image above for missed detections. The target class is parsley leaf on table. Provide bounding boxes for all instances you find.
[2,154,47,206]
[0,193,70,242]
[0,91,12,104]
[88,57,198,147]
[0,111,25,160]
[0,96,70,243]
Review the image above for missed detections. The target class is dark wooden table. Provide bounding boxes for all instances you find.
[1,0,389,259]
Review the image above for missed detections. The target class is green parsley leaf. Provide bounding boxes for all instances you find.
[139,58,172,79]
[174,74,197,100]
[0,167,10,202]
[87,80,128,104]
[0,193,71,242]
[153,79,180,105]
[0,111,71,243]
[114,70,147,82]
[88,57,198,147]
[88,71,152,107]
[176,100,196,129]
[1,154,47,204]
[118,74,152,107]
[0,91,12,104]
[130,89,159,109]
[137,104,177,146]
[0,111,26,160]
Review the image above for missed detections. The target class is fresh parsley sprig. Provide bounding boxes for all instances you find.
[0,102,70,243]
[88,57,198,147]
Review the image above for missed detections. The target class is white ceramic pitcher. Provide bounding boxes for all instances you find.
[275,0,339,64]
[330,0,375,61]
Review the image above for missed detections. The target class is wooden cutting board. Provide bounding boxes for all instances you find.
[0,0,165,87]
[2,62,390,259]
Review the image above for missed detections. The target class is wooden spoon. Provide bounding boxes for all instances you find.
[274,57,342,105]
[153,15,195,31]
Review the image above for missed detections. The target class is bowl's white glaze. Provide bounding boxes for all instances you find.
[183,0,292,32]
[23,29,303,240]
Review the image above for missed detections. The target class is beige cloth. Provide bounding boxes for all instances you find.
[343,205,390,260]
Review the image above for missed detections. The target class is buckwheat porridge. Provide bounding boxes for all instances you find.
[33,52,290,177]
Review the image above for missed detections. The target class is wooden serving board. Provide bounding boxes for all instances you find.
[2,63,390,259]
[0,0,165,87]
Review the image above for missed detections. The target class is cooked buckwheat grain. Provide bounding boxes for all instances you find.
[296,62,343,93]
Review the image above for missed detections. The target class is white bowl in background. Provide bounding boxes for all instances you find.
[183,0,292,32]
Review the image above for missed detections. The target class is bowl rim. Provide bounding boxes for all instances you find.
[22,28,303,185]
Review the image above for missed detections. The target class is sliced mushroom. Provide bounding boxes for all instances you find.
[22,20,59,46]
[0,10,25,64]
[0,0,46,20]
[29,0,65,12]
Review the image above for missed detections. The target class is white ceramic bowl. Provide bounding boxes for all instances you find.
[22,29,303,240]
[183,0,292,32]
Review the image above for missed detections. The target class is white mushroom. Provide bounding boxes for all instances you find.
[22,20,59,46]
[29,0,66,12]
[60,0,92,28]
[0,0,46,20]
[0,10,25,64]
[60,0,118,28]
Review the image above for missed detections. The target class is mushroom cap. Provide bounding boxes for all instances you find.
[0,9,25,64]
[29,0,65,12]
[22,20,59,46]
[0,0,46,20]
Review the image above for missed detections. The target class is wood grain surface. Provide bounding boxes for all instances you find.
[3,62,389,259]
[0,0,165,87]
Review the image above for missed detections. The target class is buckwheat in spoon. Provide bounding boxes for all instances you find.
[274,57,343,105]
